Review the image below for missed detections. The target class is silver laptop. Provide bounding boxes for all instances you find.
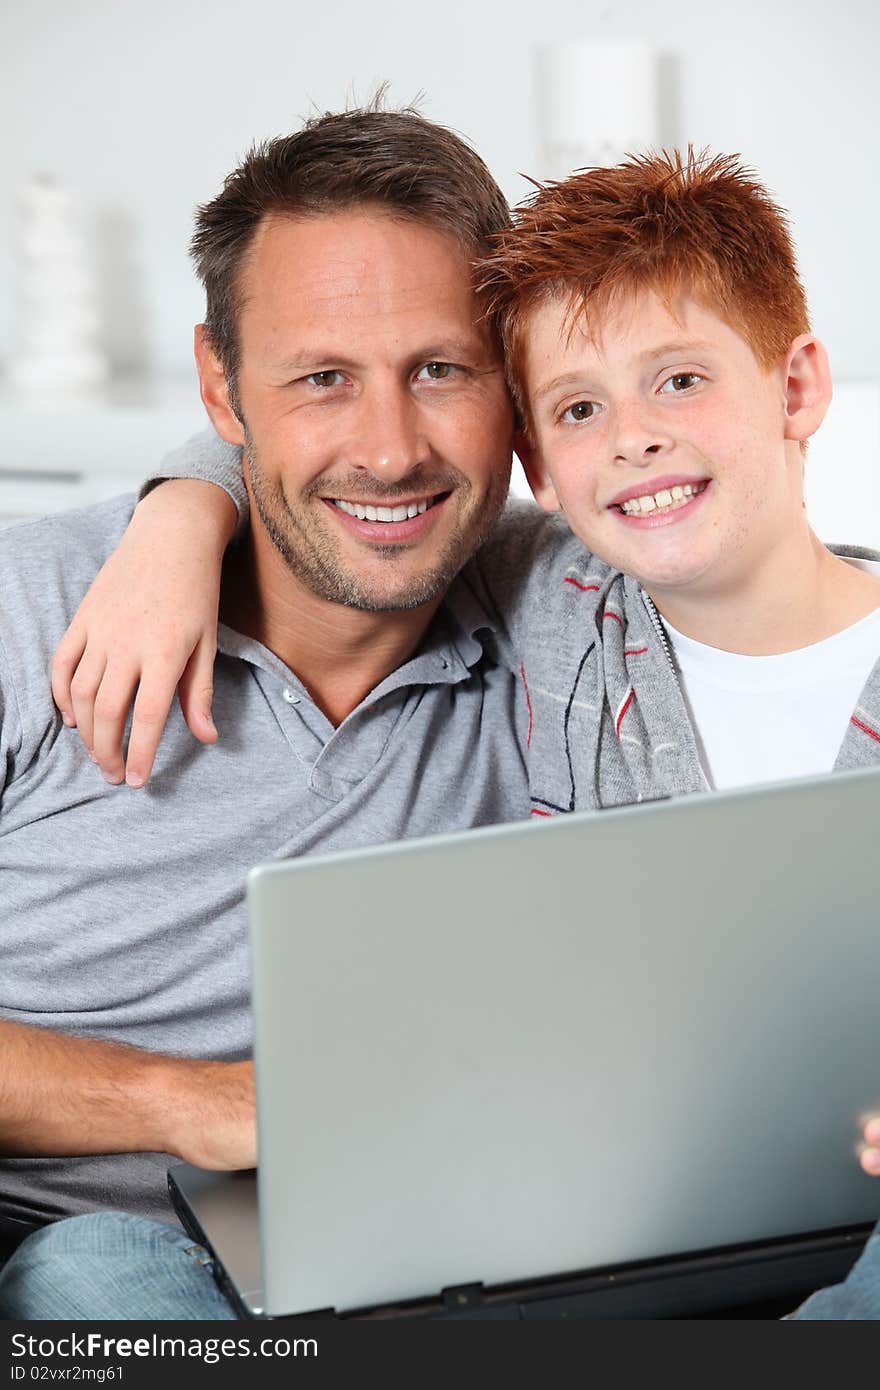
[170,766,880,1319]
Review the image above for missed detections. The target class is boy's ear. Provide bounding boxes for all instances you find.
[782,334,832,444]
[514,429,563,513]
[194,325,246,447]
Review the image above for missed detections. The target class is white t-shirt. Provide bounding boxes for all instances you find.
[661,559,880,791]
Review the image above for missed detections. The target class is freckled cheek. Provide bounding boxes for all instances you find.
[554,451,604,518]
[690,423,730,468]
[728,440,772,507]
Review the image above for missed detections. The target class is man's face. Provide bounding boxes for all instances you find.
[217,210,513,612]
[519,290,806,604]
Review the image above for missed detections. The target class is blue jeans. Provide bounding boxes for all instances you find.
[2,1210,880,1320]
[787,1222,880,1319]
[0,1213,236,1320]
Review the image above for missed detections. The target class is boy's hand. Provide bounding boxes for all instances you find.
[860,1115,880,1177]
[51,480,236,788]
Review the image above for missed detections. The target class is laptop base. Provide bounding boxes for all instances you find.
[168,1168,869,1320]
[300,1225,871,1322]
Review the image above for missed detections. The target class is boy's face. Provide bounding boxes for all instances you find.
[518,290,810,604]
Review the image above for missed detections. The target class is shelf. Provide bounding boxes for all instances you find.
[0,373,207,520]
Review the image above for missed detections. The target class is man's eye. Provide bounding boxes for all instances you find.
[561,400,599,423]
[660,372,702,394]
[416,361,456,381]
[307,370,344,388]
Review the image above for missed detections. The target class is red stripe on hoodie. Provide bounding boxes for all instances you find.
[851,714,880,745]
[615,688,635,737]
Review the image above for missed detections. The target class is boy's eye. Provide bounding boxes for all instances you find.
[660,372,702,394]
[307,370,344,388]
[561,399,600,423]
[416,361,457,381]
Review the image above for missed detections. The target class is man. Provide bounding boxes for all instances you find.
[37,146,880,1321]
[0,105,531,1318]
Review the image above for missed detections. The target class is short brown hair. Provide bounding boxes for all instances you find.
[192,100,510,397]
[479,148,810,428]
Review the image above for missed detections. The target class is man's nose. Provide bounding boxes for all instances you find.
[347,387,430,483]
[610,399,673,467]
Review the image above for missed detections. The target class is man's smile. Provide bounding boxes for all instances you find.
[321,491,453,543]
[330,493,446,522]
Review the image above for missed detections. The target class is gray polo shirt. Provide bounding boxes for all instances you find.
[0,496,529,1227]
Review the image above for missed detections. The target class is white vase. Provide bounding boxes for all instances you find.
[9,176,110,395]
[535,40,659,181]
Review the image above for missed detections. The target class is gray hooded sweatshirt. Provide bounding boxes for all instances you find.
[469,504,880,814]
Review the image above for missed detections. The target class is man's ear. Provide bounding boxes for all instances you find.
[194,325,246,446]
[514,429,563,512]
[782,334,832,445]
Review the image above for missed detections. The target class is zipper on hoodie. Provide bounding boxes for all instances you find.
[640,589,677,676]
[639,588,712,793]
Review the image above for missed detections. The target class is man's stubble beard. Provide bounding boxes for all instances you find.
[244,428,510,613]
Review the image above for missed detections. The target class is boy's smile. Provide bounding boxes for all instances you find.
[608,475,709,524]
[518,290,814,617]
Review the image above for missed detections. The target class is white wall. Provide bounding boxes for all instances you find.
[2,0,878,380]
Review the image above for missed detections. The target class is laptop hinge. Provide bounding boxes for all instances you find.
[278,1305,338,1320]
[441,1281,485,1312]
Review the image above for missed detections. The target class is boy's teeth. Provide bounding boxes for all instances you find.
[333,498,431,521]
[620,482,704,516]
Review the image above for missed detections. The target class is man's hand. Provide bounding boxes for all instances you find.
[164,1058,257,1170]
[51,480,237,789]
[860,1115,880,1177]
[0,1020,256,1169]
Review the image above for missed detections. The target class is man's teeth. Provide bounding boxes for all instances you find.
[333,498,432,522]
[620,482,706,516]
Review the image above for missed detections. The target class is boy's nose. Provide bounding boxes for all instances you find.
[611,402,673,466]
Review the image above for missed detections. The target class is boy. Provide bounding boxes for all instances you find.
[471,148,880,812]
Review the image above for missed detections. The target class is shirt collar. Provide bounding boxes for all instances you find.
[215,571,499,702]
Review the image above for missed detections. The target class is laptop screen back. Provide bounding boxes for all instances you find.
[248,768,880,1317]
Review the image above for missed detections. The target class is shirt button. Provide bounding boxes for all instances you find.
[282,687,301,706]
